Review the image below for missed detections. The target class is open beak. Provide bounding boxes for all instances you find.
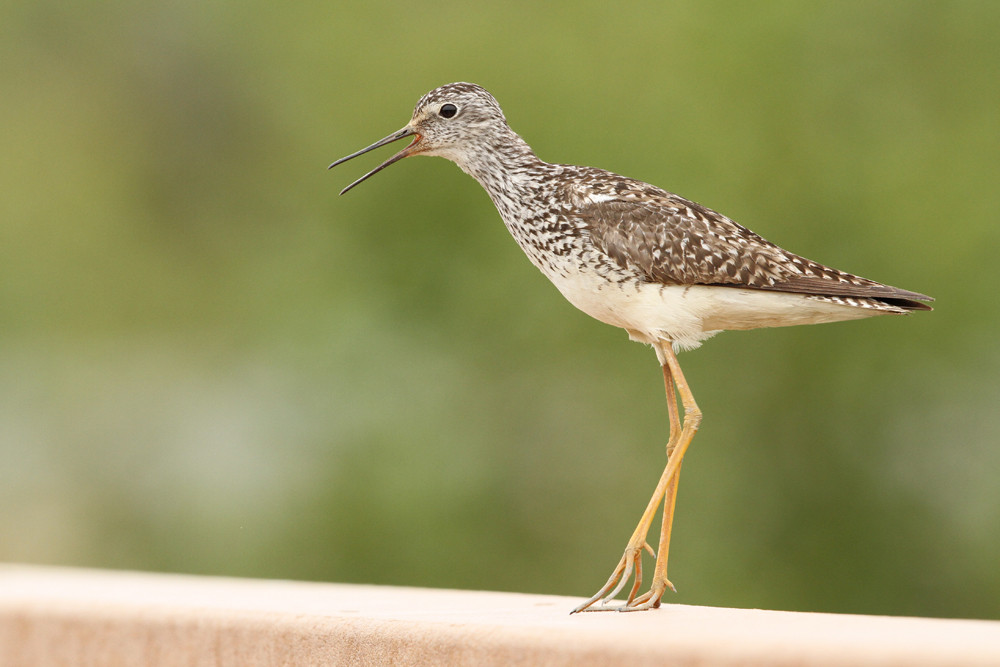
[328,127,420,195]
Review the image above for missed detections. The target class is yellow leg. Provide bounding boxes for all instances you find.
[571,340,701,613]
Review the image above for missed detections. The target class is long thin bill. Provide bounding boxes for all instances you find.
[328,127,418,195]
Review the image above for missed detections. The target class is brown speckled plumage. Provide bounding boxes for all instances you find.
[574,180,930,310]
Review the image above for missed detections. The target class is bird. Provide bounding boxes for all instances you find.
[328,82,933,613]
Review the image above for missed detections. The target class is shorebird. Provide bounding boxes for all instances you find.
[329,82,933,613]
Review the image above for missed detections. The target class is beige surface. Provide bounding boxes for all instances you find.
[1,564,999,666]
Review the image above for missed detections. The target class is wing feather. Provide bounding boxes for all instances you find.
[576,182,932,311]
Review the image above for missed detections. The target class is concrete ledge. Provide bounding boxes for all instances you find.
[2,565,999,666]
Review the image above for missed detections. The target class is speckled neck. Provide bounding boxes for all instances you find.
[452,127,549,201]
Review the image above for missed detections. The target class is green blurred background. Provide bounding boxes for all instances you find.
[2,1,998,620]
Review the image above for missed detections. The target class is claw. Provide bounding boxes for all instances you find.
[570,561,625,613]
[571,542,676,613]
[570,542,668,613]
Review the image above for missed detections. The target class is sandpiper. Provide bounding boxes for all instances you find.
[329,82,932,612]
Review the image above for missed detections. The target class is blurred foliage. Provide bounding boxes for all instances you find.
[2,0,999,620]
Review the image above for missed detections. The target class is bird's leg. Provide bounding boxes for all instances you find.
[637,360,682,594]
[620,359,683,604]
[621,341,700,610]
[570,358,677,613]
[571,341,701,613]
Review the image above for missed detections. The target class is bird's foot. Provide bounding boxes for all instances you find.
[570,542,674,613]
[616,582,674,612]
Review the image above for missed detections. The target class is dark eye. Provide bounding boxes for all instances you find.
[439,103,458,118]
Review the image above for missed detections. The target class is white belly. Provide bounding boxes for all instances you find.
[549,273,883,351]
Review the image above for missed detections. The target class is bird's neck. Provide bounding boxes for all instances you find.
[452,129,548,202]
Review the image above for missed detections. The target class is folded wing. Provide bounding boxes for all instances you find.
[578,185,932,312]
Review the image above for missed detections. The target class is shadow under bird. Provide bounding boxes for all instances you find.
[329,82,933,613]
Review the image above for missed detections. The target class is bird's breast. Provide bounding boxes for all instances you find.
[499,209,591,279]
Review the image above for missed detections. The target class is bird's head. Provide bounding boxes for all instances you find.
[329,82,511,194]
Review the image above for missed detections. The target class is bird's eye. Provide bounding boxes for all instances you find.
[439,104,458,118]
